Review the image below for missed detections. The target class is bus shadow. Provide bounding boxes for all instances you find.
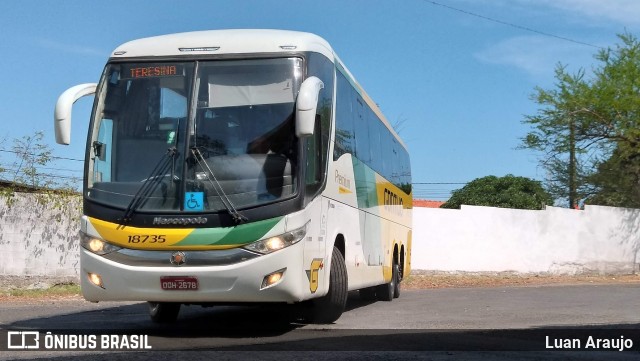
[345,290,377,311]
[5,291,379,339]
[7,303,298,338]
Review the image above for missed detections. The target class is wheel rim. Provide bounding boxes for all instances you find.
[149,302,159,315]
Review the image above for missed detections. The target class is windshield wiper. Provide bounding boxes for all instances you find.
[191,147,248,224]
[118,147,178,229]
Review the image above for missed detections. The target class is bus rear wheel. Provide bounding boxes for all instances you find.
[312,246,348,324]
[393,263,401,298]
[148,302,181,323]
[376,262,399,301]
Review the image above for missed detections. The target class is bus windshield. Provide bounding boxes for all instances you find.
[87,58,302,213]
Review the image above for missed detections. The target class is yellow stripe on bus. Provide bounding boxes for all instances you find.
[88,217,193,249]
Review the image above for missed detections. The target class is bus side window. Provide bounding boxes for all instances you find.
[334,71,355,159]
[305,52,334,199]
[305,116,322,186]
[93,119,113,183]
[353,97,370,165]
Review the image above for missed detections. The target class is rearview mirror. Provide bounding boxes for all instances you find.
[295,76,324,138]
[54,83,97,145]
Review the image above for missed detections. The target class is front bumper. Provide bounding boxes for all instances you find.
[80,240,307,303]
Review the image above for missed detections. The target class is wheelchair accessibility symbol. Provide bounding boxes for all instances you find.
[184,192,204,211]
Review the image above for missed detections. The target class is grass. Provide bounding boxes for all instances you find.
[402,272,640,289]
[1,283,81,299]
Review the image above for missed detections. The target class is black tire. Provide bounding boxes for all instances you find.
[393,263,401,299]
[376,264,396,301]
[312,246,348,324]
[148,302,181,323]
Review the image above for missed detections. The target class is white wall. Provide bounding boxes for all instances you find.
[1,193,640,276]
[0,193,80,276]
[412,205,640,274]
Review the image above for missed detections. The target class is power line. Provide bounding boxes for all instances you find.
[0,148,83,162]
[37,166,82,173]
[0,162,82,174]
[412,181,466,200]
[422,0,605,50]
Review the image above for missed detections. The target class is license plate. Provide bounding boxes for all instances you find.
[160,276,198,291]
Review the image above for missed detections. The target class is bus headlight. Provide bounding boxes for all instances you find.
[243,222,308,254]
[80,233,121,255]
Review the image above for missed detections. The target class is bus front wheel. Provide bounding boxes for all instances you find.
[312,246,348,324]
[148,302,181,323]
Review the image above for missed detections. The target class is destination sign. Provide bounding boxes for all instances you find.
[122,64,184,79]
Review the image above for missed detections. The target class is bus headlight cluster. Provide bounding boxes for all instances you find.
[243,222,308,255]
[80,232,121,255]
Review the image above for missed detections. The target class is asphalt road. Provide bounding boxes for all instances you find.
[1,284,640,360]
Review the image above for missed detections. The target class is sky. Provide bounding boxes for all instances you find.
[1,0,639,200]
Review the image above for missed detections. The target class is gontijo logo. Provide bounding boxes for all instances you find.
[383,187,404,215]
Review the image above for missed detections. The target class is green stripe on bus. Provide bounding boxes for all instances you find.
[353,157,378,209]
[174,216,283,246]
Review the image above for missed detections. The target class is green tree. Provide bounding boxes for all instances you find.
[522,33,640,208]
[521,65,594,207]
[441,175,552,210]
[0,131,80,208]
[11,131,53,189]
[586,146,640,207]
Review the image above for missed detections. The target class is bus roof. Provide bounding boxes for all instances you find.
[111,29,334,60]
[111,29,406,149]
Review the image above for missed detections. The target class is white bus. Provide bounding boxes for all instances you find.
[54,29,412,323]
